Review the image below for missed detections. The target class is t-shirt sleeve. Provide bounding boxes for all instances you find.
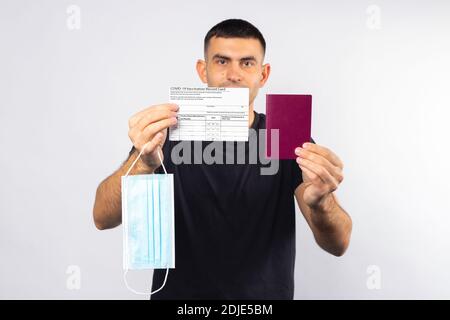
[128,145,136,158]
[291,137,316,192]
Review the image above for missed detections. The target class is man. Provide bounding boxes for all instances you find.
[93,19,352,299]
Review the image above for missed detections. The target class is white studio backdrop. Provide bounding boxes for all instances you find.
[1,0,449,299]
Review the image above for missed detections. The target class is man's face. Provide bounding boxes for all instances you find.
[196,36,270,107]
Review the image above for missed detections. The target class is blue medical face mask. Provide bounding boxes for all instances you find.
[121,146,175,295]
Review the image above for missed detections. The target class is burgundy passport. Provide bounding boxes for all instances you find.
[266,94,312,159]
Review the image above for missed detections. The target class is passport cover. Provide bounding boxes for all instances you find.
[266,94,312,159]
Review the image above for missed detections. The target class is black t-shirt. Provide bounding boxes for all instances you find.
[129,111,313,299]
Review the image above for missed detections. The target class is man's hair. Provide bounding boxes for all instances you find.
[204,19,266,57]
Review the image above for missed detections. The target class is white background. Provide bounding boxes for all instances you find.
[1,0,449,299]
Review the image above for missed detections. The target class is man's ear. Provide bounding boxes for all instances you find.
[259,63,271,88]
[196,59,208,84]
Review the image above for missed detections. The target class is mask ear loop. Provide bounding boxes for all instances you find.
[123,142,170,296]
[125,143,168,176]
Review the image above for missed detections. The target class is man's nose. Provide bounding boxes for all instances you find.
[226,63,242,83]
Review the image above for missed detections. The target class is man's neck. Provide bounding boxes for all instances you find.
[248,104,255,128]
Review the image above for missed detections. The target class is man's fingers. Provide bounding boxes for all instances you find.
[296,157,340,192]
[131,103,179,125]
[135,108,178,131]
[296,147,343,183]
[140,117,176,144]
[299,164,319,183]
[142,132,164,155]
[302,143,344,169]
[129,103,179,128]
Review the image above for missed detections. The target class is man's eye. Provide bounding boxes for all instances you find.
[243,61,254,67]
[217,59,226,65]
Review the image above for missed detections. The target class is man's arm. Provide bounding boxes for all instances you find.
[93,103,179,230]
[92,150,156,230]
[293,142,352,256]
[295,185,352,256]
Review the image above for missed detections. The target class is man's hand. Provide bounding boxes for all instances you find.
[128,103,179,170]
[295,142,344,210]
